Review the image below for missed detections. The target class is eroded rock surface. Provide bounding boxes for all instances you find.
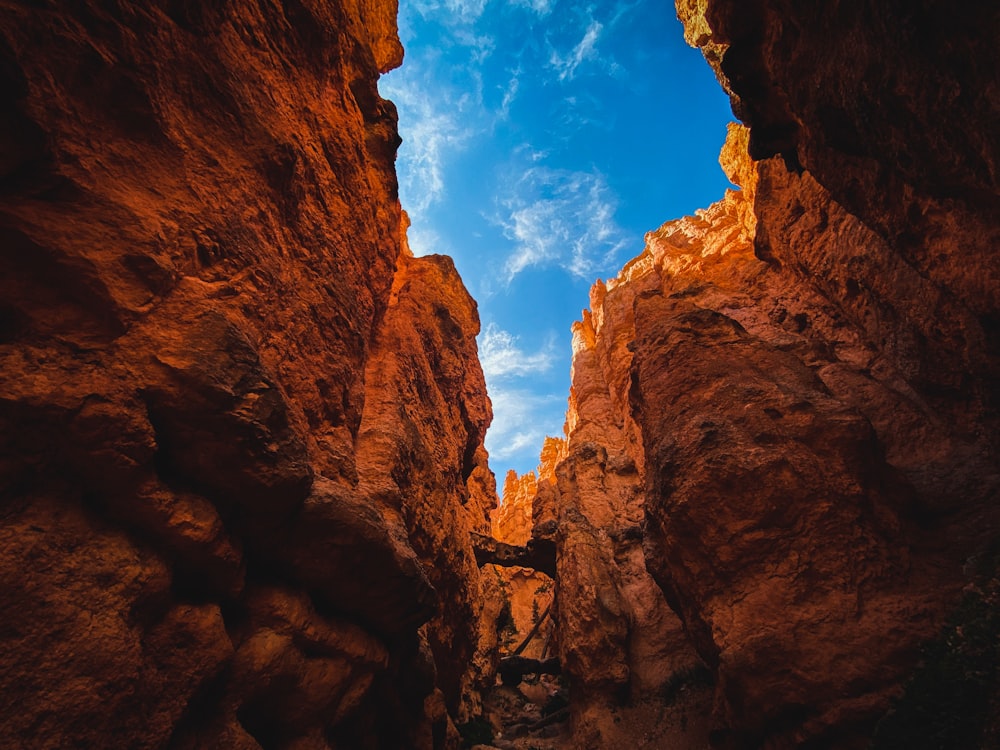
[0,2,494,748]
[515,65,997,746]
[558,4,999,741]
[504,318,710,747]
[3,1,999,748]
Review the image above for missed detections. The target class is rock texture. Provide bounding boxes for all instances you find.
[541,115,997,747]
[4,1,998,748]
[659,2,999,744]
[485,471,556,669]
[494,469,538,546]
[0,2,495,748]
[504,374,710,747]
[514,2,998,743]
[511,1,1000,738]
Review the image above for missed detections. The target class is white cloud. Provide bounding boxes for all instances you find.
[479,323,555,379]
[495,167,629,281]
[498,74,520,120]
[380,72,473,214]
[454,30,497,61]
[550,20,603,81]
[485,388,564,461]
[411,0,489,24]
[479,324,564,464]
[508,0,553,16]
[405,223,445,257]
[513,143,549,162]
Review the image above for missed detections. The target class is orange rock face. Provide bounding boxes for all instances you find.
[3,1,997,748]
[0,2,493,748]
[493,469,538,546]
[628,7,998,740]
[489,465,555,666]
[521,97,997,744]
[516,268,711,746]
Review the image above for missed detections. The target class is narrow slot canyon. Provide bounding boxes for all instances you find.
[0,2,998,750]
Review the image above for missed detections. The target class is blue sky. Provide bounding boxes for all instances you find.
[379,0,734,479]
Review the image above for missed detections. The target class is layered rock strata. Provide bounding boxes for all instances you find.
[0,2,495,748]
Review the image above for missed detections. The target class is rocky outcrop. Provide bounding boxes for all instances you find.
[484,466,556,666]
[493,469,538,545]
[524,2,998,743]
[471,533,557,578]
[678,0,1000,332]
[510,291,711,747]
[4,1,997,748]
[0,2,494,748]
[515,6,999,734]
[539,114,996,747]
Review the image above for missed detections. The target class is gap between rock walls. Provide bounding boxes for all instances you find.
[0,1,997,749]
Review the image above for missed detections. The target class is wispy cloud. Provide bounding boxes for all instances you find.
[550,19,603,81]
[498,73,520,120]
[411,0,489,24]
[513,143,549,162]
[485,388,564,461]
[380,71,472,213]
[479,323,563,463]
[405,224,446,257]
[454,30,497,61]
[495,167,629,281]
[509,0,554,16]
[479,323,555,379]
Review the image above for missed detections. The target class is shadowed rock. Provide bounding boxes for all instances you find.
[498,656,562,686]
[470,532,557,578]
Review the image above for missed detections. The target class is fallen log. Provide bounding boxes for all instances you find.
[512,602,551,656]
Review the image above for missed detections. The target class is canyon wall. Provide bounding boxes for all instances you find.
[490,469,555,663]
[516,2,999,746]
[665,2,999,743]
[0,2,495,748]
[2,1,998,748]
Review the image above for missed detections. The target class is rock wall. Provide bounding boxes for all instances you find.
[4,1,998,748]
[632,132,945,746]
[490,471,555,663]
[510,348,710,747]
[665,2,999,744]
[0,2,495,748]
[494,469,538,546]
[518,2,999,745]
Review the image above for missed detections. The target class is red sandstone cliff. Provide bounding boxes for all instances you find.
[511,3,999,745]
[3,1,999,748]
[0,2,494,748]
[660,3,999,743]
[490,470,554,664]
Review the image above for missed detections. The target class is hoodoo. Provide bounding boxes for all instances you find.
[1,1,998,749]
